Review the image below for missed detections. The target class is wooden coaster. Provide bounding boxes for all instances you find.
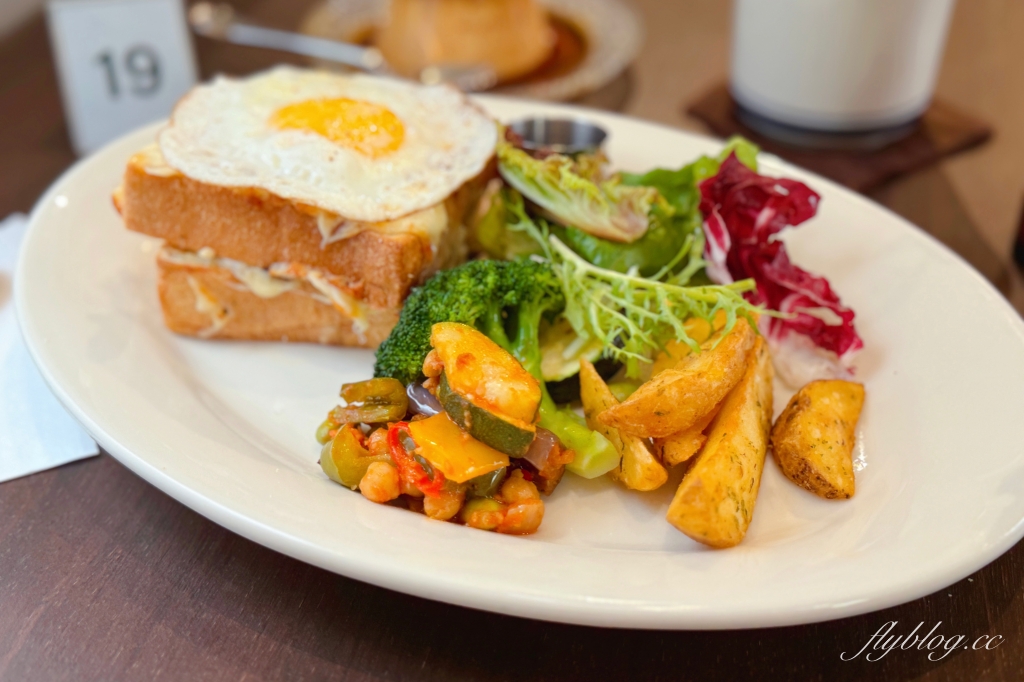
[686,85,992,193]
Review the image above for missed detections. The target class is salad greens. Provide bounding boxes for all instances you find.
[496,138,664,244]
[620,136,760,204]
[473,181,544,261]
[698,149,862,373]
[493,135,760,277]
[505,192,759,378]
[549,200,699,277]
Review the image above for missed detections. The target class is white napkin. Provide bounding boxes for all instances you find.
[0,213,98,483]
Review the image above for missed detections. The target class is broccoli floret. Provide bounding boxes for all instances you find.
[373,258,561,385]
[502,260,564,374]
[374,258,618,479]
[508,270,619,478]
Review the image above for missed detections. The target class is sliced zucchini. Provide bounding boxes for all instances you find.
[540,316,606,382]
[431,322,541,425]
[439,373,536,458]
[539,316,621,403]
[547,356,621,405]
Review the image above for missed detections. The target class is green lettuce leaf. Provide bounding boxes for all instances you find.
[472,183,544,260]
[489,136,760,276]
[551,201,701,277]
[619,136,759,214]
[496,138,665,243]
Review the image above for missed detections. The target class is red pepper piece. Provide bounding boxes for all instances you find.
[387,422,447,498]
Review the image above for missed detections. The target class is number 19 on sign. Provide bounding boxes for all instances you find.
[48,0,197,155]
[95,46,162,98]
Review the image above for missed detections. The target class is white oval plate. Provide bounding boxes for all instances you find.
[17,97,1024,630]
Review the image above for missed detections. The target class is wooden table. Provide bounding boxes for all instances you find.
[3,2,1024,680]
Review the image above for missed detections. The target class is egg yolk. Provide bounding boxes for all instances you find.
[270,98,405,157]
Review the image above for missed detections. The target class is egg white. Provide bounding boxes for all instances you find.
[158,66,497,222]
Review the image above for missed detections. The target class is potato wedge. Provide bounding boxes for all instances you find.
[580,359,667,492]
[599,318,757,438]
[655,402,721,467]
[771,379,865,500]
[666,337,773,548]
[613,438,669,492]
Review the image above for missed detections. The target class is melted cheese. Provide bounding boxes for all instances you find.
[315,201,449,252]
[161,247,299,298]
[160,246,371,341]
[186,275,230,338]
[269,263,369,342]
[132,144,179,177]
[370,202,449,255]
[316,213,362,247]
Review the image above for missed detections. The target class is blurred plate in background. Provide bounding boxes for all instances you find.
[300,0,643,101]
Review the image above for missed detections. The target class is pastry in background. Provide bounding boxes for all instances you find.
[377,0,555,83]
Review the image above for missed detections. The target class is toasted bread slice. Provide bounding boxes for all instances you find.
[116,145,492,309]
[157,247,400,347]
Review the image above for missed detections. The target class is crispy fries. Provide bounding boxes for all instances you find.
[580,359,667,492]
[599,318,757,439]
[666,337,773,548]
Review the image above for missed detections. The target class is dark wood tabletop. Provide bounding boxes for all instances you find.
[3,2,1024,680]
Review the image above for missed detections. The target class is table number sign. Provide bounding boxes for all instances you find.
[47,0,197,155]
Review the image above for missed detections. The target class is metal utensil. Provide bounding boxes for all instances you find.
[508,117,609,155]
[187,3,498,92]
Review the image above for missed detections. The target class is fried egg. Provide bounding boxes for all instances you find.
[158,66,497,222]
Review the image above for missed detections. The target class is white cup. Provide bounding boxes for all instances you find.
[730,0,957,132]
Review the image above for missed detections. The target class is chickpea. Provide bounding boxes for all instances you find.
[400,479,425,498]
[422,349,444,378]
[423,491,465,521]
[421,375,440,393]
[461,498,506,531]
[359,462,400,503]
[499,470,540,503]
[366,428,390,459]
[497,499,544,535]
